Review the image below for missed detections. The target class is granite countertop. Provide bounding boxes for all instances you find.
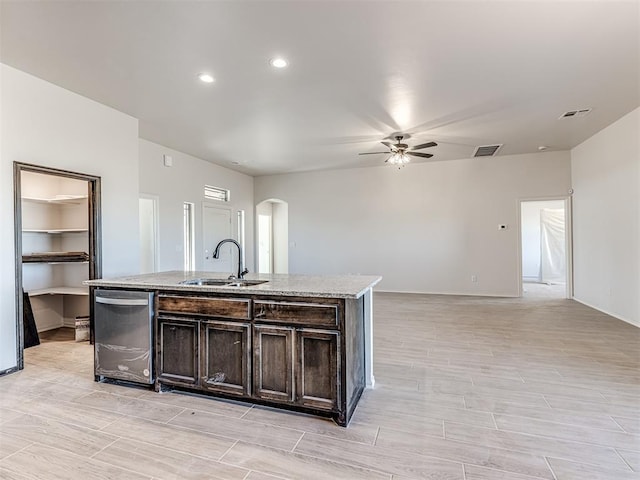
[85,271,382,299]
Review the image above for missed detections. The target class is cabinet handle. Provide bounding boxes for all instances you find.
[169,326,176,332]
[255,308,266,318]
[96,296,149,306]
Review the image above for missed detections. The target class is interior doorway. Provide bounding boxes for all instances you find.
[14,162,101,370]
[519,198,572,299]
[258,214,272,273]
[256,199,288,274]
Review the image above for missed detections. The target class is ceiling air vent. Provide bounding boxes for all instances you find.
[473,144,503,157]
[559,108,592,119]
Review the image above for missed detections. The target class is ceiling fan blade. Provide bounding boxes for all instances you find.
[410,141,438,150]
[407,152,434,158]
[358,151,391,155]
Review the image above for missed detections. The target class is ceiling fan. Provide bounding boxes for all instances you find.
[359,135,437,167]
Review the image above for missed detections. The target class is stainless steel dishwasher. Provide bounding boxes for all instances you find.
[94,289,154,385]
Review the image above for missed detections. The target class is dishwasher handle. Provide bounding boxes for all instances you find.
[95,296,150,306]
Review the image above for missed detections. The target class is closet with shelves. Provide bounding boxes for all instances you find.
[16,165,100,345]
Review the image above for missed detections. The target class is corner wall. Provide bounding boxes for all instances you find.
[571,108,639,326]
[138,139,255,272]
[255,151,571,296]
[0,64,140,372]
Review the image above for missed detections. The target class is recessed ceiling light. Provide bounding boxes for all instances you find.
[198,73,214,83]
[270,57,288,69]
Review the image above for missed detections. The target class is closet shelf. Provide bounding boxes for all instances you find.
[22,195,88,205]
[23,228,88,234]
[22,251,90,263]
[28,287,88,297]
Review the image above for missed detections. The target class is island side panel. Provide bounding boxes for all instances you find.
[363,287,375,387]
[344,295,365,423]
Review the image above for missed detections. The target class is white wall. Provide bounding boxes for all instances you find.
[571,108,639,326]
[255,151,571,296]
[521,200,564,281]
[138,139,254,273]
[139,196,157,274]
[0,64,140,372]
[272,202,289,274]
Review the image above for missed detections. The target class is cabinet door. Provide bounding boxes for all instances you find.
[296,329,339,411]
[201,320,250,397]
[253,325,294,402]
[157,317,199,385]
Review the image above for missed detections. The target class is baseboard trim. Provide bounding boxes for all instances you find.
[0,366,19,377]
[375,289,519,298]
[522,276,540,282]
[37,325,67,333]
[572,297,639,328]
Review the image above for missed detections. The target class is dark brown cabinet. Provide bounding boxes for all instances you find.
[296,329,339,411]
[201,320,251,397]
[157,316,199,386]
[253,299,341,411]
[153,293,364,426]
[253,324,339,411]
[254,300,338,327]
[158,295,250,319]
[253,324,294,402]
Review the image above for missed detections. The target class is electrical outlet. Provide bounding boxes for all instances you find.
[471,275,477,283]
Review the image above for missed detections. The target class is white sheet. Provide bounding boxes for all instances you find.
[540,208,566,284]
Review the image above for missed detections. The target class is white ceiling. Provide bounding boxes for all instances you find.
[1,1,638,176]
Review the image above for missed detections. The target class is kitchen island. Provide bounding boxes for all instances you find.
[87,271,381,426]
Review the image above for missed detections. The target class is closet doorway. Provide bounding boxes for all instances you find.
[14,162,101,370]
[519,197,572,299]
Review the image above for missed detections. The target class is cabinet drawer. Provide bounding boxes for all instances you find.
[158,295,250,320]
[253,300,338,327]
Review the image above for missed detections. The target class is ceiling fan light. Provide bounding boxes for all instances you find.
[387,152,410,167]
[361,134,435,168]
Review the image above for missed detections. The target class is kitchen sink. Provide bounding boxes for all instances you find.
[180,279,231,286]
[180,278,267,287]
[224,280,268,287]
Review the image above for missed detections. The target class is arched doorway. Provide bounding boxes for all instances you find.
[256,199,288,274]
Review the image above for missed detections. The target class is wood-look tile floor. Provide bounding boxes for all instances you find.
[1,293,639,479]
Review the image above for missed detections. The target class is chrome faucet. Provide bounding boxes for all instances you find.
[212,238,248,280]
